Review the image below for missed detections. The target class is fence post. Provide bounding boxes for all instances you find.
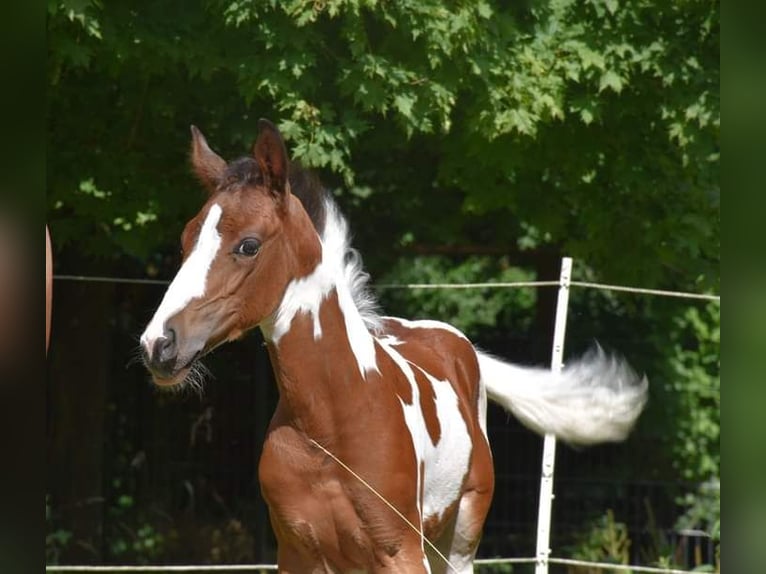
[534,257,572,574]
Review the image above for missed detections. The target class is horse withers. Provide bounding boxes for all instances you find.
[140,120,647,573]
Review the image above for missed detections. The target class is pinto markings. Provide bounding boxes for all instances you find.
[267,200,379,379]
[377,336,473,536]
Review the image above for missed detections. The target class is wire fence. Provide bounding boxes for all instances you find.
[48,262,720,574]
[53,274,721,302]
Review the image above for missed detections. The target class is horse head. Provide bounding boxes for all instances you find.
[140,120,319,386]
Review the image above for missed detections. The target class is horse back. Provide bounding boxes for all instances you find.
[378,317,483,425]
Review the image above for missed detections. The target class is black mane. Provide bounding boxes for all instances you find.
[288,163,327,233]
[222,157,327,233]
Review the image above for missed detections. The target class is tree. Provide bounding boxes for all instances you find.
[48,0,719,291]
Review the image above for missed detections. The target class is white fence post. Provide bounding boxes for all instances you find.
[534,257,573,574]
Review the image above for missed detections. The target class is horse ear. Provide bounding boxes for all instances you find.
[253,119,289,197]
[190,125,226,193]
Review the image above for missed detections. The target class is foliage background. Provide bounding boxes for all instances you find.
[46,0,719,569]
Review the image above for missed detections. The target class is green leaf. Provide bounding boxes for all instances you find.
[599,69,624,93]
[393,93,416,120]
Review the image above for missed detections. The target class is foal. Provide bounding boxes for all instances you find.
[140,120,647,573]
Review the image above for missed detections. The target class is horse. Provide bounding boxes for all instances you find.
[140,119,648,573]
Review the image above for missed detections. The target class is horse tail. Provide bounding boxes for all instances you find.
[477,346,648,445]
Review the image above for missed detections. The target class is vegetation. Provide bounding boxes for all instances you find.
[46,0,719,566]
[567,510,631,573]
[48,0,718,287]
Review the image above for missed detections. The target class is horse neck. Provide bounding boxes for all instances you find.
[263,267,379,435]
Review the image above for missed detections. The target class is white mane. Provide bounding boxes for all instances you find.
[319,196,383,334]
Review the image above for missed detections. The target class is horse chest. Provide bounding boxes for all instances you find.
[258,423,411,566]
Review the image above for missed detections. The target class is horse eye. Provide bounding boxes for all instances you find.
[235,238,261,257]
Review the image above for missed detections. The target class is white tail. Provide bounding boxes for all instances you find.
[478,347,648,445]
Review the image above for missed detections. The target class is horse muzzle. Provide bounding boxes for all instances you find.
[141,328,178,377]
[140,327,203,386]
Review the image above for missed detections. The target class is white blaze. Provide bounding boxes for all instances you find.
[141,203,223,350]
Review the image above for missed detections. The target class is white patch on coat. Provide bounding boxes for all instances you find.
[141,203,222,352]
[382,317,469,341]
[376,335,403,346]
[418,368,473,526]
[377,339,472,541]
[377,337,427,552]
[477,377,489,440]
[383,315,487,460]
[268,250,333,342]
[265,201,378,379]
[445,494,483,573]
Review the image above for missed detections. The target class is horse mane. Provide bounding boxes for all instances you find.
[222,157,382,333]
[288,163,383,334]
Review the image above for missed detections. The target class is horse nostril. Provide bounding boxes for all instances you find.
[157,335,176,362]
[149,332,178,378]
